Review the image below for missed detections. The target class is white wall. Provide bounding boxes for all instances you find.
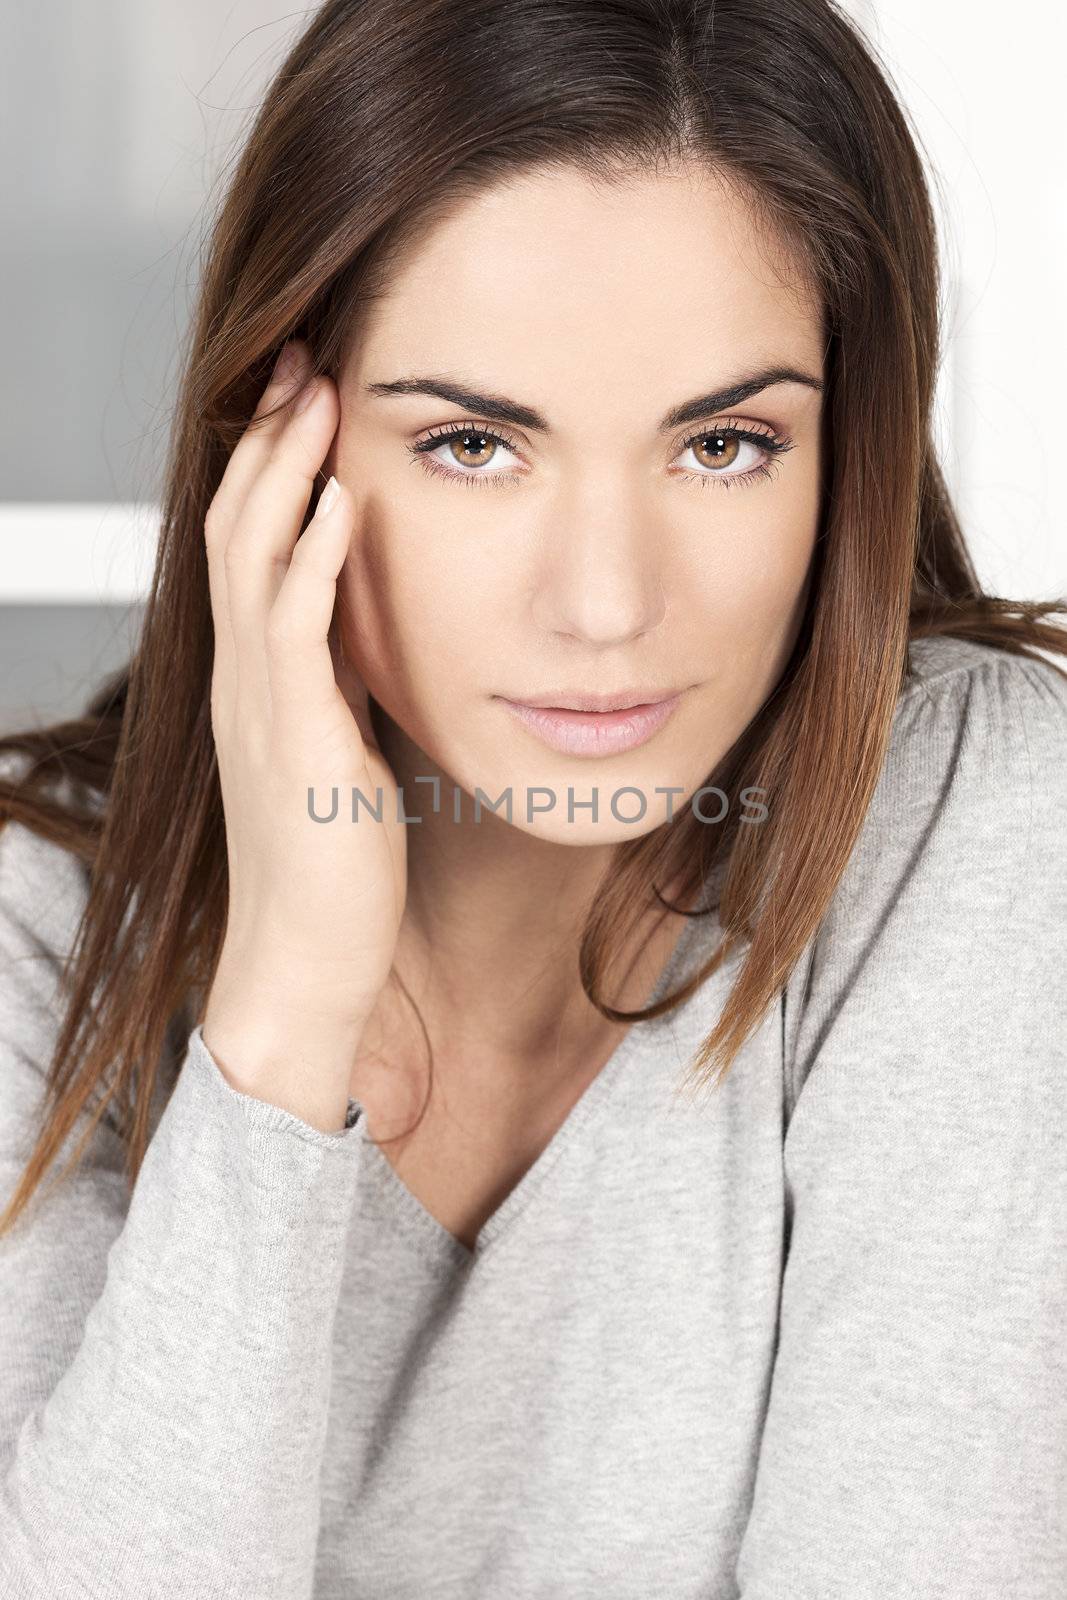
[843,0,1066,603]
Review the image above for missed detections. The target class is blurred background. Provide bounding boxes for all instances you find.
[2,0,1065,731]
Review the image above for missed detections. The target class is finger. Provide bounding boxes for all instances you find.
[224,378,339,706]
[204,340,312,701]
[265,479,366,748]
[210,340,313,536]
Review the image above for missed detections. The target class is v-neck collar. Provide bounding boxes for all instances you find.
[345,892,719,1274]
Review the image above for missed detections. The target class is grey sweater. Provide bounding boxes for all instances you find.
[1,633,1065,1599]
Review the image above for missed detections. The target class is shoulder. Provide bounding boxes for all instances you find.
[898,631,1067,767]
[0,750,105,1154]
[0,752,189,1150]
[868,633,1067,895]
[851,631,1067,932]
[740,632,1067,1600]
[0,749,94,980]
[782,634,1067,1113]
[900,630,1067,746]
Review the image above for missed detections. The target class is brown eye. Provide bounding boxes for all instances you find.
[409,422,523,488]
[447,430,497,468]
[691,432,741,471]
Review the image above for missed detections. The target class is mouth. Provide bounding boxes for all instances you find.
[506,687,681,713]
[495,691,684,757]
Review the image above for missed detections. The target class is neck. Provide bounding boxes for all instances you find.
[350,712,690,1097]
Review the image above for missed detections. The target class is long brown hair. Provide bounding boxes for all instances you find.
[3,0,1065,1238]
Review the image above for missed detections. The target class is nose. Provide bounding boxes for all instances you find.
[531,483,667,646]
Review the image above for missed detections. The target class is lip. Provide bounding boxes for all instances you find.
[497,692,683,757]
[510,687,680,713]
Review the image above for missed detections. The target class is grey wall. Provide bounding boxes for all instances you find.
[1,1,307,504]
[1,3,300,735]
[0,607,143,734]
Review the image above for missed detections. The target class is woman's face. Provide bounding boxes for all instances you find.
[330,161,825,846]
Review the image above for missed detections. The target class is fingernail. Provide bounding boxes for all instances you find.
[318,475,340,515]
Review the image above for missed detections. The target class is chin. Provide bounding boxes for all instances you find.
[458,761,691,845]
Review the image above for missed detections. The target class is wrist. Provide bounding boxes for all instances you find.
[200,964,374,1134]
[199,1005,366,1134]
[207,938,380,1037]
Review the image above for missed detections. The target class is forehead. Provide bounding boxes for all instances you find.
[352,162,823,415]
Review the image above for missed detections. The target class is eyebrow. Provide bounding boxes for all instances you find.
[364,363,824,434]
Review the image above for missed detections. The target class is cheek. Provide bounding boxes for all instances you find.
[335,507,489,695]
[671,491,818,704]
[681,484,818,621]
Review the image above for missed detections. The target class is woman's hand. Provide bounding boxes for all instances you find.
[200,339,407,1130]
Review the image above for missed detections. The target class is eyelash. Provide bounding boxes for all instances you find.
[406,417,795,491]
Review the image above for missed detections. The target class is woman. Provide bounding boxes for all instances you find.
[1,0,1064,1594]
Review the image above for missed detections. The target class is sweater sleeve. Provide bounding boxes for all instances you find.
[0,806,364,1598]
[734,647,1067,1600]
